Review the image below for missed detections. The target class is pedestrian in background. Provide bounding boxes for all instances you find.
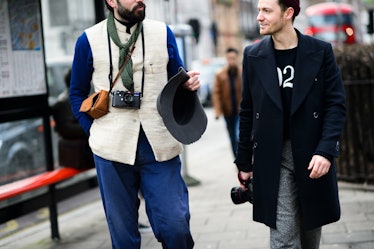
[51,69,95,169]
[69,0,200,248]
[212,47,242,157]
[52,69,88,140]
[235,0,346,248]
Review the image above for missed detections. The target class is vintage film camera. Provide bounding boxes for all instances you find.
[112,90,141,109]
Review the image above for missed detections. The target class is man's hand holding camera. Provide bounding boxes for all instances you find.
[238,171,252,189]
[231,171,254,205]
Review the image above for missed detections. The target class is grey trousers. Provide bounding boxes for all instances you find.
[270,140,321,249]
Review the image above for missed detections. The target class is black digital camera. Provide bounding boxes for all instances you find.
[112,90,141,109]
[230,178,253,205]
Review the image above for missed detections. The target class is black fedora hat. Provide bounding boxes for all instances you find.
[157,67,207,144]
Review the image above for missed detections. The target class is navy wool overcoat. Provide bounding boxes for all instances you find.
[235,30,346,230]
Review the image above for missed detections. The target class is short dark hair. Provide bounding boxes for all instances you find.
[226,47,239,54]
[278,0,300,21]
[278,0,288,12]
[105,0,113,13]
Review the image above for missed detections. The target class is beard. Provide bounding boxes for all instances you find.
[117,1,146,23]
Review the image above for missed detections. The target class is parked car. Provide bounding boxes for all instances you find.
[191,57,226,107]
[0,119,46,185]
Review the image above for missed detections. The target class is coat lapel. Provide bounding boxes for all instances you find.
[252,37,283,111]
[250,32,325,114]
[291,31,324,115]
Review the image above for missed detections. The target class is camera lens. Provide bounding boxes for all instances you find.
[124,93,134,104]
[230,186,253,205]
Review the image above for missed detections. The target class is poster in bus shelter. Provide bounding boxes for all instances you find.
[0,0,46,99]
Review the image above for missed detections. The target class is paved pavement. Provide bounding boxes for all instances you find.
[1,108,374,249]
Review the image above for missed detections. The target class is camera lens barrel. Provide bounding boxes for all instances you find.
[230,186,253,205]
[124,93,134,104]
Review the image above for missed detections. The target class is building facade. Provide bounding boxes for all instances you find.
[41,0,259,62]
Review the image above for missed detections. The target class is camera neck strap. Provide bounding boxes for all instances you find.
[107,29,145,96]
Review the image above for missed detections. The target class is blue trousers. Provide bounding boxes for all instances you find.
[94,129,194,249]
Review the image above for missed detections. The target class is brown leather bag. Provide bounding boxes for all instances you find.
[79,90,109,119]
[79,43,136,119]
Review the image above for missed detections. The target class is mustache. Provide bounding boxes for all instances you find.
[134,2,145,10]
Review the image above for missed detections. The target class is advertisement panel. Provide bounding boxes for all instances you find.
[0,0,46,99]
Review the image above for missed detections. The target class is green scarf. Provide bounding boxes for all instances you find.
[107,12,143,92]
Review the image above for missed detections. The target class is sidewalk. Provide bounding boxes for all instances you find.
[1,108,374,249]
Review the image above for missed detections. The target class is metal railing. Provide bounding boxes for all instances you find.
[337,80,374,184]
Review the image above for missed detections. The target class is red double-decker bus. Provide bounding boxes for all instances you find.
[304,2,358,45]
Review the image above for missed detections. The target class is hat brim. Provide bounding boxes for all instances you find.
[157,67,207,144]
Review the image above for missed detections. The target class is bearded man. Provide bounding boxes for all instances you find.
[70,1,200,248]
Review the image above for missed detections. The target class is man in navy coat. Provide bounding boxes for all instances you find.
[235,0,346,248]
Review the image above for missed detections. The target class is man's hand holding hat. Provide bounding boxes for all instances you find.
[182,71,200,91]
[157,68,207,144]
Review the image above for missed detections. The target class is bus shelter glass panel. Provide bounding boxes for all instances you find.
[0,118,47,185]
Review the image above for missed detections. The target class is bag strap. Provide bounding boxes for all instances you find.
[112,44,136,88]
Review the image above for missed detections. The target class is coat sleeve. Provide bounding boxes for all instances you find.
[166,25,184,78]
[69,32,94,135]
[315,43,346,157]
[212,71,222,118]
[235,46,254,172]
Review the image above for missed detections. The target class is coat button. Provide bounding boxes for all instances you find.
[313,112,319,118]
[253,142,258,149]
[336,141,340,151]
[256,113,260,119]
[314,78,318,82]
